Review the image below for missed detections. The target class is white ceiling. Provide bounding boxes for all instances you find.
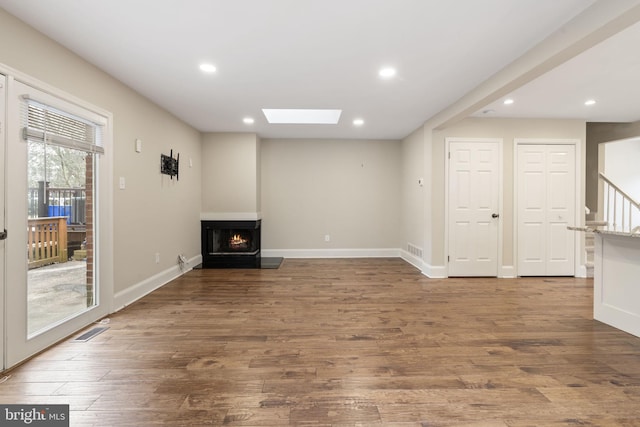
[3,0,635,140]
[473,16,640,122]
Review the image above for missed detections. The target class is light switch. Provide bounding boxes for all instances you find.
[119,177,126,189]
[135,139,142,153]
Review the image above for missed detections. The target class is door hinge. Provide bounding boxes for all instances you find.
[448,152,451,159]
[0,229,6,240]
[447,255,450,262]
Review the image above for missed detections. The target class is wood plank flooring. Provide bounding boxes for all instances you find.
[2,258,640,426]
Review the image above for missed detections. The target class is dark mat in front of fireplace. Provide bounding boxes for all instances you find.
[259,257,283,269]
[193,257,282,270]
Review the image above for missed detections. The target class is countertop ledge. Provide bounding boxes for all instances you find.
[568,225,640,237]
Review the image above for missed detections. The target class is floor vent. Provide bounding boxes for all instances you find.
[72,327,109,342]
[407,243,423,258]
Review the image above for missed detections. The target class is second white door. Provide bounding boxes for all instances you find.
[517,144,575,276]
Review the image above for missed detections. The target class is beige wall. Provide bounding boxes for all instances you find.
[201,133,260,217]
[261,138,401,251]
[400,127,425,259]
[430,117,586,270]
[0,9,202,294]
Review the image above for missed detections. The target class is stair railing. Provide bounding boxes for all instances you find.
[600,172,640,234]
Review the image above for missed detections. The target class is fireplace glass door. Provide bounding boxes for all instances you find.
[211,228,259,254]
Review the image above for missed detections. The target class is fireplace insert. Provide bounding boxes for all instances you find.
[201,220,261,268]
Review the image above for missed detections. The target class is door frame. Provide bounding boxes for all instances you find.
[2,64,114,369]
[0,73,6,370]
[445,137,504,277]
[513,138,583,278]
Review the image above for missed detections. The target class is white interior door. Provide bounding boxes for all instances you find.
[448,140,500,276]
[517,144,575,276]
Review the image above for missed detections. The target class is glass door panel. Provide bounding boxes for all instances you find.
[27,141,95,335]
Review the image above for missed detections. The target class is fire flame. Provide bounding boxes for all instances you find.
[230,234,248,246]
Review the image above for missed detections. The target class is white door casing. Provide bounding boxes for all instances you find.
[447,139,502,277]
[517,143,576,276]
[0,74,6,369]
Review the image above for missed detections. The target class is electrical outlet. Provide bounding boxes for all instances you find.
[155,253,160,263]
[324,234,330,242]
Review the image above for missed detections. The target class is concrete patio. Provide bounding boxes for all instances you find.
[27,260,90,335]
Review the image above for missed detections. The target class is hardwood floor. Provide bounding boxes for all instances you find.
[2,258,640,426]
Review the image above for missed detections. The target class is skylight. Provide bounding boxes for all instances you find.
[262,109,342,124]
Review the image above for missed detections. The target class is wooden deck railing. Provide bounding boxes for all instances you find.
[28,217,68,269]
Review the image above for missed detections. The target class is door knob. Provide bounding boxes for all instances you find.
[491,213,499,219]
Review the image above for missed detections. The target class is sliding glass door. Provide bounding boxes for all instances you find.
[5,78,111,369]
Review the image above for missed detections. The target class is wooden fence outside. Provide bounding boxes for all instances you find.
[28,217,68,269]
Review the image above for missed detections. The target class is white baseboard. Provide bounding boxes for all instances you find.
[263,248,450,278]
[400,250,425,271]
[576,264,587,278]
[500,265,516,278]
[393,255,516,279]
[422,264,447,278]
[113,254,202,312]
[261,248,401,258]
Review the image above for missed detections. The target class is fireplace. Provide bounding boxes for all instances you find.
[201,220,261,268]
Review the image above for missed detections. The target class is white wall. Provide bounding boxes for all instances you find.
[604,137,640,202]
[261,138,401,255]
[0,9,202,297]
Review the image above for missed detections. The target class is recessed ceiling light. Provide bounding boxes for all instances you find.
[585,99,596,106]
[243,117,255,125]
[503,98,514,105]
[262,109,342,124]
[378,67,397,79]
[199,63,217,73]
[353,119,364,126]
